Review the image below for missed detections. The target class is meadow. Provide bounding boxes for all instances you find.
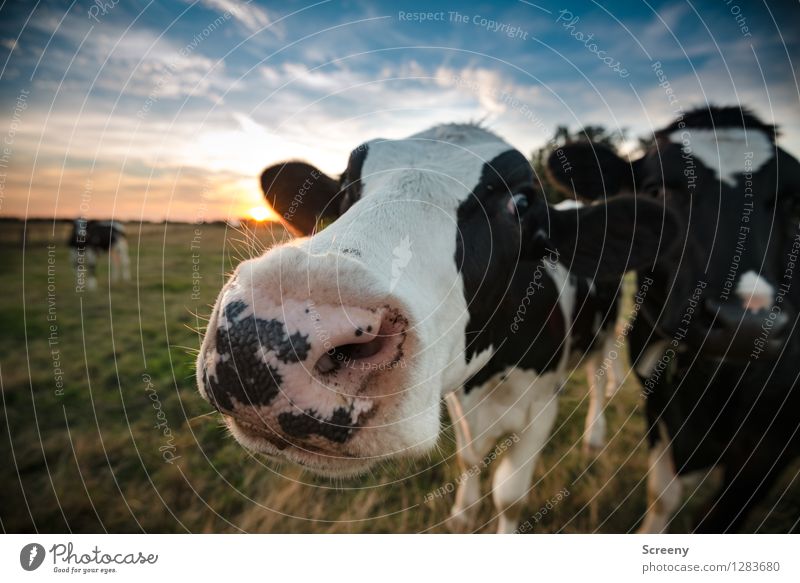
[1,219,797,533]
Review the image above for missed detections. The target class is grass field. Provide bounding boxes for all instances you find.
[2,220,798,533]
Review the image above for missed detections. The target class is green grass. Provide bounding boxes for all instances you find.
[1,220,797,533]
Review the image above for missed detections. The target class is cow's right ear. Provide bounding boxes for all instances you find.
[260,161,342,236]
[546,142,634,202]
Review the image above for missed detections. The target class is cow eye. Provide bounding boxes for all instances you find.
[507,193,529,216]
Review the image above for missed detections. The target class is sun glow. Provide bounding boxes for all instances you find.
[247,205,280,222]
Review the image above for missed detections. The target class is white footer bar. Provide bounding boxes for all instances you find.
[1,534,797,582]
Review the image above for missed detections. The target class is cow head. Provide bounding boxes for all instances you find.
[197,123,678,476]
[549,106,800,360]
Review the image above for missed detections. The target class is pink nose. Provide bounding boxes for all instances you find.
[199,294,407,445]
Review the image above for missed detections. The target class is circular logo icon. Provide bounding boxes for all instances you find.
[20,543,46,571]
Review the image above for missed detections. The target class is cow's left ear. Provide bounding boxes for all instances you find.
[261,161,343,236]
[524,196,681,279]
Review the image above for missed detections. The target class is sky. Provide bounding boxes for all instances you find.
[0,0,798,222]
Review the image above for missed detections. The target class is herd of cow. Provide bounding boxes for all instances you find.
[74,105,800,533]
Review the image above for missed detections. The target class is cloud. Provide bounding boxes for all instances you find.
[3,0,798,222]
[198,0,281,37]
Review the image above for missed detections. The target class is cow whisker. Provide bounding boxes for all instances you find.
[187,411,219,425]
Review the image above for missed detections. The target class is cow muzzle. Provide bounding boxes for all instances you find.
[196,281,415,475]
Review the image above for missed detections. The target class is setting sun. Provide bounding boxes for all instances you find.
[247,205,280,222]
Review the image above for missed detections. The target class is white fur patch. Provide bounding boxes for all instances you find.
[635,340,669,377]
[553,199,583,211]
[669,128,774,187]
[736,270,774,311]
[638,423,682,534]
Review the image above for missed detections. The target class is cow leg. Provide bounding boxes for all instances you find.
[492,388,559,534]
[605,332,626,399]
[109,238,130,283]
[110,245,120,282]
[116,238,131,281]
[583,352,607,454]
[70,247,80,286]
[637,430,683,533]
[86,248,98,291]
[444,393,498,532]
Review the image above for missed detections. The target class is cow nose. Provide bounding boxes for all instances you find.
[198,295,408,423]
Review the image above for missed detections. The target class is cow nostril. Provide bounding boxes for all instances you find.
[315,336,386,374]
[330,337,384,361]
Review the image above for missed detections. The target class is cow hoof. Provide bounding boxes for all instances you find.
[581,439,604,458]
[444,509,474,533]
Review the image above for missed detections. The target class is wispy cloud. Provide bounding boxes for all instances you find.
[198,0,281,37]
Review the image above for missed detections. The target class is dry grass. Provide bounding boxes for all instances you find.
[1,220,796,533]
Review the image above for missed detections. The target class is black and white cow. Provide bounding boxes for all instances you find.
[197,124,678,532]
[550,106,800,532]
[68,219,131,291]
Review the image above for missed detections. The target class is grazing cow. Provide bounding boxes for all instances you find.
[68,219,131,291]
[196,123,678,532]
[549,106,800,532]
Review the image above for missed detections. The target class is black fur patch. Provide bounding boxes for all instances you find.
[454,149,569,390]
[456,149,534,364]
[338,143,369,212]
[205,300,310,411]
[277,407,356,443]
[67,219,124,251]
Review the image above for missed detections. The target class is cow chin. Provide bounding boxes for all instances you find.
[224,397,442,478]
